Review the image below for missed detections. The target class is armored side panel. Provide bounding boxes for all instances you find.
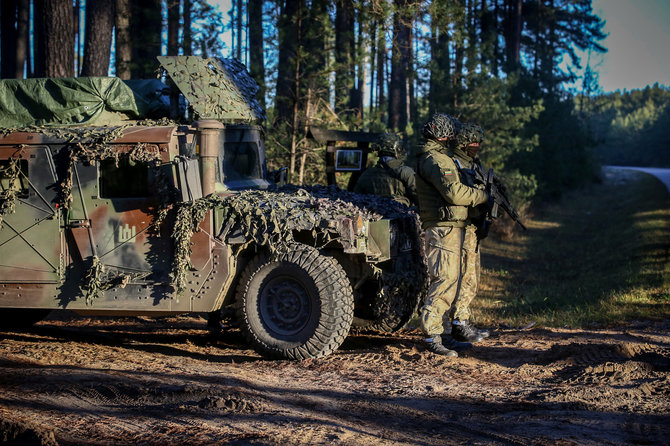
[0,146,62,284]
[0,126,235,314]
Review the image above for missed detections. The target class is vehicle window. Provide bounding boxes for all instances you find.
[99,158,152,198]
[223,141,261,181]
[0,159,29,198]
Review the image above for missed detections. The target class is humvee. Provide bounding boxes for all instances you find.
[0,56,425,360]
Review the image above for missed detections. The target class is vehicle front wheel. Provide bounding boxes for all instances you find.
[235,244,353,360]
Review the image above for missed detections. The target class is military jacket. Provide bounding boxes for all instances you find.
[353,158,418,206]
[414,140,488,228]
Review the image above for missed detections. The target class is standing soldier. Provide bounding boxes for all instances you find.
[413,114,491,357]
[354,133,418,206]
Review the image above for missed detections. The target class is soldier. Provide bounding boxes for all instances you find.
[354,133,418,206]
[413,114,491,357]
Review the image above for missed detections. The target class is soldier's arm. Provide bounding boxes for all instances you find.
[421,156,488,207]
[397,166,419,206]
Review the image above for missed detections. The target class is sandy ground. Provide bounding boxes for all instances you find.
[1,313,668,445]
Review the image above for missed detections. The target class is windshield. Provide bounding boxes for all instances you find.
[220,127,268,190]
[223,140,261,181]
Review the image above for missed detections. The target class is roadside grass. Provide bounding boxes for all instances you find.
[474,169,670,328]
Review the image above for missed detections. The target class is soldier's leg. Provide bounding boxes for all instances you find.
[450,226,489,342]
[421,227,462,357]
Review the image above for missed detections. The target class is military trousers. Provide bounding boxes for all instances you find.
[420,225,480,336]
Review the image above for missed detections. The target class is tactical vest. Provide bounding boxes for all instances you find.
[414,141,479,228]
[354,161,408,205]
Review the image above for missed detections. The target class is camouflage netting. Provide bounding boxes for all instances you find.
[171,185,428,331]
[170,187,385,291]
[158,56,265,123]
[0,157,22,229]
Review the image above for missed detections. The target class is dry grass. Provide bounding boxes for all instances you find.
[474,168,670,328]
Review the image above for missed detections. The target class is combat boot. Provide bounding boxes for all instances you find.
[451,320,489,343]
[424,337,458,357]
[441,335,473,351]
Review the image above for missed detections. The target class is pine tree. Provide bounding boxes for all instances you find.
[81,0,115,76]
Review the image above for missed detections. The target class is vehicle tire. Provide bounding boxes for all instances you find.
[0,309,50,329]
[235,244,353,360]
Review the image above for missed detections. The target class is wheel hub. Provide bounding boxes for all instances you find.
[260,276,312,336]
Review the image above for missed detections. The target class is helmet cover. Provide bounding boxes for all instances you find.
[372,133,403,158]
[422,113,460,140]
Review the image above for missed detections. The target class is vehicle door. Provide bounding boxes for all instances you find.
[0,146,62,283]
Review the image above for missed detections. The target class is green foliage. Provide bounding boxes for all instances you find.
[454,75,543,207]
[531,97,600,199]
[586,84,670,167]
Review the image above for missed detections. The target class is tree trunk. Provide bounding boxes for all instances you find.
[115,0,131,79]
[406,18,414,126]
[1,0,18,78]
[74,0,80,74]
[376,21,386,111]
[81,0,115,76]
[130,0,162,79]
[15,0,29,78]
[247,0,265,109]
[167,0,180,56]
[182,0,192,55]
[352,6,365,120]
[236,0,243,61]
[334,0,354,116]
[304,0,330,110]
[388,0,412,131]
[275,0,302,126]
[429,24,451,116]
[368,23,376,115]
[504,0,521,74]
[35,0,75,77]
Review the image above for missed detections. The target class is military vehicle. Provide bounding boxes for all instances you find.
[0,56,425,360]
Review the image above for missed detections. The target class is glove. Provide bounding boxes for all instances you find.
[486,193,495,213]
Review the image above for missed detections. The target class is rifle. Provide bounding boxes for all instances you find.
[472,163,527,237]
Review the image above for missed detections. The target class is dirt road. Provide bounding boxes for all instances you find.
[1,313,668,445]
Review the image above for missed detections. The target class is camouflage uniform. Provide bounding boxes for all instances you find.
[414,119,489,342]
[354,134,418,206]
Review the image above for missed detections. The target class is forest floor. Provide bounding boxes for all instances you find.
[0,313,669,445]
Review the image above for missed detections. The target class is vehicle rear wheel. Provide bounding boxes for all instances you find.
[235,244,353,360]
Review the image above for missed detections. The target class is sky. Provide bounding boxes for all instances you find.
[210,0,670,93]
[588,0,670,92]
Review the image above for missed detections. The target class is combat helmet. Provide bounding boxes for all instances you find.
[455,122,484,149]
[372,133,404,158]
[422,113,460,141]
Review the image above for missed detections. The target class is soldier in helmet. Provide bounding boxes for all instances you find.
[354,133,418,207]
[413,113,491,357]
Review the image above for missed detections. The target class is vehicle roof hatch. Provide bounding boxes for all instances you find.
[157,56,265,124]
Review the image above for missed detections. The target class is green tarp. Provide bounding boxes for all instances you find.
[0,77,154,128]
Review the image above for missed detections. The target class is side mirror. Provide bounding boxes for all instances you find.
[270,166,288,187]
